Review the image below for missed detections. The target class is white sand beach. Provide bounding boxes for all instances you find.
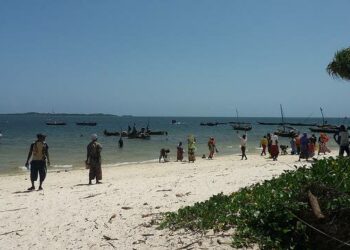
[0,153,335,250]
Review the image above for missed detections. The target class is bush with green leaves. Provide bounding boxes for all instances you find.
[160,157,350,249]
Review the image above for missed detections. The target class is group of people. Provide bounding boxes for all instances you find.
[259,133,280,161]
[25,125,350,190]
[25,133,103,191]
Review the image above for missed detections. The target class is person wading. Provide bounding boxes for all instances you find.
[86,134,103,184]
[25,133,50,191]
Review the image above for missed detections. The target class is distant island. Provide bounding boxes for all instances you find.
[0,112,130,117]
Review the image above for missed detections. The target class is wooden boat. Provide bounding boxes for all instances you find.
[232,109,252,131]
[273,105,298,138]
[46,121,66,126]
[258,122,284,125]
[76,122,97,126]
[286,122,318,126]
[148,131,168,135]
[309,127,339,133]
[308,108,341,133]
[104,130,128,137]
[232,124,252,131]
[275,126,298,137]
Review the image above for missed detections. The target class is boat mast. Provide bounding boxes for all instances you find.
[280,104,286,131]
[236,109,239,124]
[320,107,325,125]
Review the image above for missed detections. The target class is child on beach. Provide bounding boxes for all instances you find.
[318,133,331,155]
[237,131,248,160]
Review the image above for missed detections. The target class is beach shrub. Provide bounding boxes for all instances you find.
[160,157,350,249]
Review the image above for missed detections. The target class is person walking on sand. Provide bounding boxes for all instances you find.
[333,125,350,157]
[86,134,103,184]
[299,133,309,161]
[237,131,248,160]
[25,133,50,191]
[260,135,268,156]
[318,133,331,155]
[207,137,217,159]
[188,135,196,163]
[176,142,184,162]
[270,133,279,161]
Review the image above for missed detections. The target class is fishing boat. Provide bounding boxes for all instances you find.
[232,109,252,131]
[104,130,128,137]
[232,124,252,131]
[309,108,341,133]
[275,125,298,137]
[76,122,97,126]
[258,122,284,125]
[273,105,298,138]
[46,121,66,126]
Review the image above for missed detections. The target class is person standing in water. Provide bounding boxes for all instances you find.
[25,133,50,191]
[86,134,103,184]
[118,136,124,148]
[237,131,248,160]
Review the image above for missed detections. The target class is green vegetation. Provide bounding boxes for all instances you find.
[327,47,350,81]
[160,157,350,249]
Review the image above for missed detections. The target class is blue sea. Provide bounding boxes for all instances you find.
[0,114,346,174]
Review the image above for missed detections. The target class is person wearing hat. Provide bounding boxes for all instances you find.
[25,133,50,190]
[86,134,103,184]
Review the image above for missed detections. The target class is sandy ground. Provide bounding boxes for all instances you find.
[0,152,335,250]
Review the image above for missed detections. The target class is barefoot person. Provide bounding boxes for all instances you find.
[188,135,196,163]
[237,131,248,160]
[25,133,50,191]
[207,137,217,159]
[176,142,184,162]
[86,134,103,184]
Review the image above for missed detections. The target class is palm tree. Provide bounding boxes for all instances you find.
[327,47,350,81]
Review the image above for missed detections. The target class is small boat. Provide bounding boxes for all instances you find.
[286,122,318,127]
[309,127,339,133]
[148,131,168,135]
[232,109,252,131]
[171,119,177,124]
[76,122,97,126]
[275,126,299,137]
[258,122,284,126]
[200,122,218,126]
[273,105,298,138]
[104,130,128,137]
[232,124,252,131]
[46,121,66,126]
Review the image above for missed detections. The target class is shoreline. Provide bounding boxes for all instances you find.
[0,152,337,249]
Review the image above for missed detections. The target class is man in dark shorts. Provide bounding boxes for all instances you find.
[25,133,50,191]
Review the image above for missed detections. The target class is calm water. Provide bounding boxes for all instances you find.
[0,114,346,174]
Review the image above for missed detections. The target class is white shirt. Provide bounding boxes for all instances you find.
[271,135,278,145]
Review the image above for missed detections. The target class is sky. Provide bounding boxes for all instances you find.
[0,0,349,117]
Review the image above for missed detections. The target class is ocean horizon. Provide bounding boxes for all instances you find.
[0,114,346,174]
